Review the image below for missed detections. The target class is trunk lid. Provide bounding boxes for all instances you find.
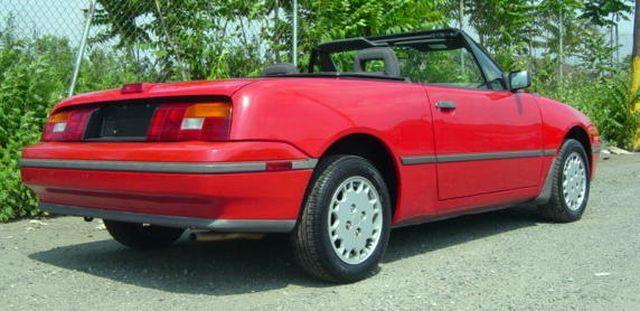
[54,78,257,113]
[51,79,258,141]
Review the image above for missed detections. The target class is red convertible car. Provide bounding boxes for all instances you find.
[21,29,600,283]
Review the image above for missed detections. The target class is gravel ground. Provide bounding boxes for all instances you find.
[1,154,639,310]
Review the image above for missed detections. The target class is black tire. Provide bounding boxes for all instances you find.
[104,220,184,250]
[292,155,392,283]
[539,139,591,222]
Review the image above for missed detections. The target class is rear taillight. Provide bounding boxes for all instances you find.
[147,102,231,141]
[42,107,94,141]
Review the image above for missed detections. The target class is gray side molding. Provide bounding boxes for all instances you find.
[20,158,317,174]
[400,149,557,166]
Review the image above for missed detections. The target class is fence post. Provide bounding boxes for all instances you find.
[68,0,96,97]
[292,0,298,66]
[558,8,563,84]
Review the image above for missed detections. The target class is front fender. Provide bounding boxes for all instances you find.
[536,96,599,152]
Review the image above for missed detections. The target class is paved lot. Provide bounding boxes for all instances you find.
[1,154,639,310]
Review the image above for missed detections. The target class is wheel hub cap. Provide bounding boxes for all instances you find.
[562,152,587,211]
[328,176,383,265]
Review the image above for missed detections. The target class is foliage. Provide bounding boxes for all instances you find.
[575,26,618,75]
[92,0,451,78]
[580,0,633,26]
[465,0,534,54]
[534,70,639,149]
[297,0,449,47]
[92,0,291,80]
[0,21,145,222]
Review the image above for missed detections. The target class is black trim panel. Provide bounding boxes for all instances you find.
[39,203,296,232]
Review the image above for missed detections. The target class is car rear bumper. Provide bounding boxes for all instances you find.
[20,141,316,232]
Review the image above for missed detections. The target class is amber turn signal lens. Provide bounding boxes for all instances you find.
[184,103,230,118]
[48,111,70,123]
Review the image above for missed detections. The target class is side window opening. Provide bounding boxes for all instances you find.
[311,32,507,90]
[467,40,507,90]
[396,46,486,89]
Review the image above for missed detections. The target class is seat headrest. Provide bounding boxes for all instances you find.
[262,63,300,76]
[353,47,400,77]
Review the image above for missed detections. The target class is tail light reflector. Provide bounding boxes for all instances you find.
[121,83,145,94]
[266,161,293,171]
[42,108,94,141]
[147,102,231,141]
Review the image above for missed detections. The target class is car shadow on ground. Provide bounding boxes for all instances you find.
[29,204,541,296]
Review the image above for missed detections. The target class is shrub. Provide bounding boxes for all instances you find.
[0,34,68,221]
[0,24,146,222]
[534,70,639,149]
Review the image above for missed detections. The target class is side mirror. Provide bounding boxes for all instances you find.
[508,70,531,91]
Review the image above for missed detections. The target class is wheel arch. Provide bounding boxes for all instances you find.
[564,125,592,174]
[315,133,401,219]
[529,124,593,206]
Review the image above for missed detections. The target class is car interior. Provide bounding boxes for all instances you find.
[260,29,510,90]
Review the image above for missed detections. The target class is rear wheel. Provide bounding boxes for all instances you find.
[292,155,391,283]
[539,139,590,222]
[104,220,184,250]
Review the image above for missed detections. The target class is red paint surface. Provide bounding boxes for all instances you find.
[21,77,599,224]
[22,141,309,162]
[22,167,310,220]
[427,86,543,200]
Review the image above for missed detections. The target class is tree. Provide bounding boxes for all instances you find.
[92,0,275,80]
[536,0,583,82]
[464,0,535,71]
[90,0,451,80]
[581,0,633,26]
[580,0,633,66]
[289,0,450,67]
[575,26,617,76]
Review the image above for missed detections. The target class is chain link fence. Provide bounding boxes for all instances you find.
[0,0,87,46]
[1,1,185,92]
[1,0,634,95]
[1,0,300,96]
[1,0,133,95]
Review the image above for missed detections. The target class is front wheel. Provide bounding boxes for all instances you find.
[539,139,591,222]
[292,155,392,283]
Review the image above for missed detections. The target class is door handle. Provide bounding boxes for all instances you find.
[435,101,457,110]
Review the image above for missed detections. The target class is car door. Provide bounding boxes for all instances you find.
[419,38,543,202]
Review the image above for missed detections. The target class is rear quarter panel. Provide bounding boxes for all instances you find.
[230,78,433,157]
[230,78,439,222]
